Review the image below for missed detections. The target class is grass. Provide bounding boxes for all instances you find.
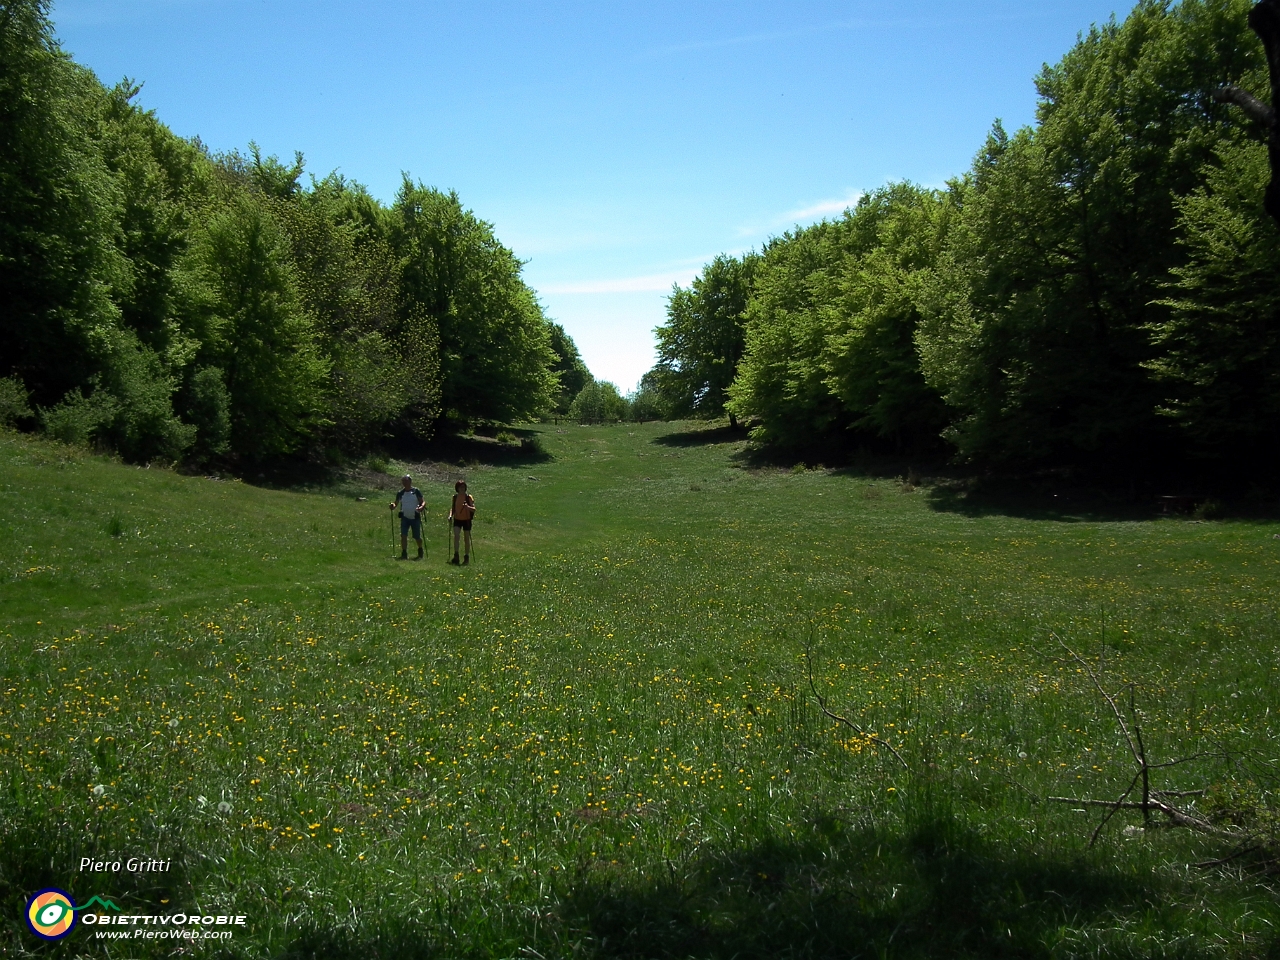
[1,422,1278,958]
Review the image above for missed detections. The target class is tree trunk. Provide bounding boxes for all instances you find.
[728,411,738,430]
[1251,0,1280,223]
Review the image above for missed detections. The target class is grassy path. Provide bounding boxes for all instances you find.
[2,424,1278,958]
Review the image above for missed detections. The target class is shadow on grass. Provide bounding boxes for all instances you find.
[651,423,749,449]
[922,477,1280,524]
[414,430,553,469]
[222,455,335,491]
[0,802,195,948]
[273,811,1225,960]
[198,428,553,493]
[921,480,1159,524]
[279,923,449,960]
[555,815,1181,960]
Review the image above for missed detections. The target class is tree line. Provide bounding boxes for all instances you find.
[0,0,593,465]
[644,0,1280,471]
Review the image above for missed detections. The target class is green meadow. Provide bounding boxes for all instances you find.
[2,423,1278,958]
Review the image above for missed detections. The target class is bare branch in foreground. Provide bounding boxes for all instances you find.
[803,639,908,769]
[1050,634,1241,846]
[1046,795,1247,840]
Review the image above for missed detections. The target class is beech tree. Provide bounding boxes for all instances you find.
[1149,141,1280,457]
[1215,0,1280,220]
[568,380,627,423]
[653,254,758,426]
[915,0,1261,465]
[180,194,329,460]
[392,182,557,425]
[547,322,591,415]
[727,185,947,452]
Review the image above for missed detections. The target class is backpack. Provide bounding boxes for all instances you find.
[453,493,475,521]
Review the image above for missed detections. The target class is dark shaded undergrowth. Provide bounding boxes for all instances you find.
[275,808,1248,960]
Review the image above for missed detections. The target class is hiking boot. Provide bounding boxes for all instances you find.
[449,554,460,565]
[398,550,408,560]
[416,546,424,560]
[462,555,470,566]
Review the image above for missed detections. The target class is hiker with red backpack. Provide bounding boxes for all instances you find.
[448,480,476,565]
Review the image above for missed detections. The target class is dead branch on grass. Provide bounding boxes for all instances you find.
[1047,636,1246,847]
[803,638,908,769]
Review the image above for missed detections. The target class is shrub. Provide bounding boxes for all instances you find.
[568,380,627,423]
[1193,498,1224,521]
[0,377,32,428]
[40,388,118,447]
[97,337,196,463]
[179,366,231,459]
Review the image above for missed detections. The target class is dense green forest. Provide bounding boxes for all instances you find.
[647,0,1280,472]
[6,0,1280,472]
[0,0,597,466]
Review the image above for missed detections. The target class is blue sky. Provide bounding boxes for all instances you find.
[54,0,1132,392]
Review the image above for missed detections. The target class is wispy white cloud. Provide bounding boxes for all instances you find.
[783,191,865,223]
[638,11,1060,62]
[539,269,700,295]
[733,191,864,239]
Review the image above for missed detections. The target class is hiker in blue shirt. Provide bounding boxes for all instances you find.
[391,474,425,560]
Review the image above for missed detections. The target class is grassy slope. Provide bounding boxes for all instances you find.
[1,424,1278,958]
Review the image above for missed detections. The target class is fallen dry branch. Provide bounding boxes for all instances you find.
[1046,795,1247,841]
[1051,636,1237,847]
[803,639,908,769]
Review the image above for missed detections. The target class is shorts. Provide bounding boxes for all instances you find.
[400,515,422,538]
[452,518,473,532]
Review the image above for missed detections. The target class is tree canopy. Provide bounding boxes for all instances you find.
[0,0,584,466]
[567,380,628,423]
[643,0,1277,472]
[652,253,758,427]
